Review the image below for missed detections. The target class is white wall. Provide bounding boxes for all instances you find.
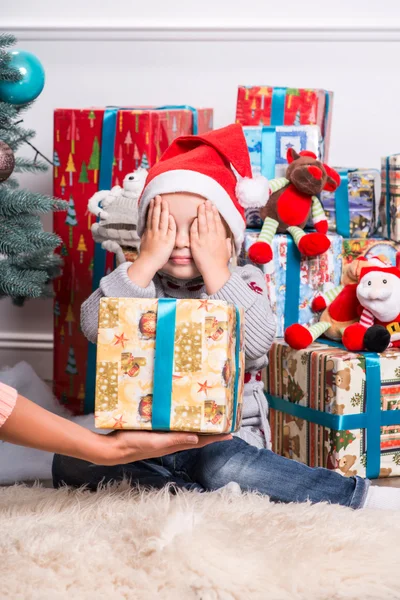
[2,0,400,379]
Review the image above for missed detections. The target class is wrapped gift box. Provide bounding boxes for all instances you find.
[243,125,322,228]
[320,168,380,238]
[239,231,343,337]
[53,106,213,414]
[266,340,400,479]
[379,154,400,241]
[95,298,245,433]
[236,86,333,161]
[341,238,400,277]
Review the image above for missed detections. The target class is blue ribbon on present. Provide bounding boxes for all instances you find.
[284,236,301,330]
[231,307,242,432]
[266,340,400,479]
[151,299,242,432]
[152,299,177,430]
[334,169,350,238]
[386,155,391,238]
[271,87,287,126]
[261,126,277,180]
[84,105,199,413]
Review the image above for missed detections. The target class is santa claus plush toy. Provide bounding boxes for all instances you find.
[342,265,400,353]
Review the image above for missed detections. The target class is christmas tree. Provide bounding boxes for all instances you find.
[88,137,100,184]
[65,195,78,247]
[88,110,96,128]
[78,160,89,190]
[140,152,149,170]
[0,33,67,305]
[331,429,356,452]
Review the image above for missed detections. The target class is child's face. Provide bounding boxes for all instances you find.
[158,192,229,279]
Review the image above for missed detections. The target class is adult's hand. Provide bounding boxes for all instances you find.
[0,388,231,465]
[95,430,231,466]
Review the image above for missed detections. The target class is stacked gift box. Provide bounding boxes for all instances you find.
[95,298,245,433]
[236,85,400,478]
[53,106,213,414]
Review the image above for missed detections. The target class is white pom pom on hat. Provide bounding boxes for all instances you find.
[137,123,270,252]
[236,173,270,209]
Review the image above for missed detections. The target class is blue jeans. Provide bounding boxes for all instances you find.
[52,436,369,509]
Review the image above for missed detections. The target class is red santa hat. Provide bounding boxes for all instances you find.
[137,124,270,252]
[359,265,400,281]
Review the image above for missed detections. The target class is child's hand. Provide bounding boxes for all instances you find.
[140,196,176,270]
[190,201,232,294]
[128,196,176,286]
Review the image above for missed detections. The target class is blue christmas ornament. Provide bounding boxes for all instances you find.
[0,50,45,105]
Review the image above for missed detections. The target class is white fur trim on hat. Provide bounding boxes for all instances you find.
[138,169,245,252]
[236,174,270,209]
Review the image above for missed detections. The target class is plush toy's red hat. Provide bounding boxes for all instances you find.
[137,124,270,252]
[359,265,400,280]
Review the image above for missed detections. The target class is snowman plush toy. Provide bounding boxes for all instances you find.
[87,168,147,265]
[342,265,400,353]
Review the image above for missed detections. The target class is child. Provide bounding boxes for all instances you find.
[53,124,400,510]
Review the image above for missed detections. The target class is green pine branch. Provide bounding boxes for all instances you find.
[0,101,18,125]
[14,157,48,173]
[0,260,50,299]
[1,177,19,189]
[11,250,63,272]
[1,127,36,151]
[0,188,67,216]
[0,33,17,50]
[0,224,61,256]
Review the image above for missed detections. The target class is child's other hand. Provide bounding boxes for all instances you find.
[190,201,231,293]
[135,196,176,274]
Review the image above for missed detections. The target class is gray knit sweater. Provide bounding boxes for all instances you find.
[81,263,276,449]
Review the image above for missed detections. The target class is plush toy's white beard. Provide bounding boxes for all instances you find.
[358,289,400,322]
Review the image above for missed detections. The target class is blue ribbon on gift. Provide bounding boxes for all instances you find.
[334,169,350,238]
[151,299,242,432]
[261,126,277,180]
[386,155,392,238]
[84,105,199,413]
[266,340,399,479]
[271,87,287,126]
[152,299,177,430]
[284,236,301,330]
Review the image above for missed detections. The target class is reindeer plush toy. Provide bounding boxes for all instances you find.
[248,149,341,265]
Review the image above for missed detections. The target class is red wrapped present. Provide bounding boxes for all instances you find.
[53,106,213,414]
[235,86,333,161]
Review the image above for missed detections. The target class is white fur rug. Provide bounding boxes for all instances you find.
[1,484,399,600]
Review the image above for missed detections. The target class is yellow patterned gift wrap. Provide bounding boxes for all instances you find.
[95,298,245,433]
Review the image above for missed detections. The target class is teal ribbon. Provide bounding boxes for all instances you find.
[85,107,120,412]
[323,91,330,139]
[386,156,391,238]
[283,236,301,330]
[334,169,350,238]
[84,105,199,413]
[266,341,396,479]
[230,307,242,432]
[261,126,277,180]
[150,299,241,431]
[271,87,286,126]
[152,299,177,430]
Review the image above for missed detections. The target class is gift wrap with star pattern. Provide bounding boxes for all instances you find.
[95,298,245,433]
[267,340,400,478]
